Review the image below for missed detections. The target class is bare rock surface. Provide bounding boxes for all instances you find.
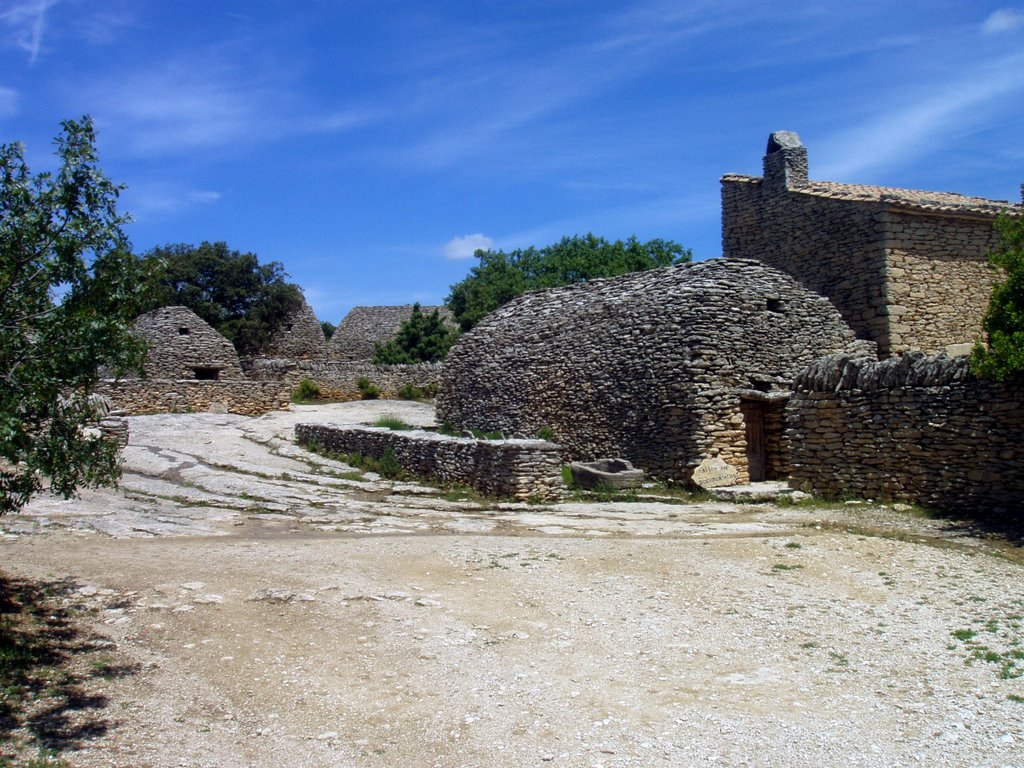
[2,402,1023,767]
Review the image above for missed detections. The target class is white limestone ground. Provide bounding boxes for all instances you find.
[1,402,1023,767]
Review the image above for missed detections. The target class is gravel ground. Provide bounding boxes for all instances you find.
[1,402,1022,767]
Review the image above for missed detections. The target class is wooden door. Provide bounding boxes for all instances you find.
[741,400,766,482]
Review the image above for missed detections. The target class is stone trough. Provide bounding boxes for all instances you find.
[569,458,645,490]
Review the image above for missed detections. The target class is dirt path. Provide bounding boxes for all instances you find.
[2,403,1023,767]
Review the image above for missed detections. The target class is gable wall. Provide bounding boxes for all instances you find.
[722,178,891,353]
[880,210,1000,354]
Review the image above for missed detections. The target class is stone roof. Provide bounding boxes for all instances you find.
[437,259,863,479]
[328,305,454,361]
[261,295,327,360]
[721,173,1022,217]
[133,306,245,380]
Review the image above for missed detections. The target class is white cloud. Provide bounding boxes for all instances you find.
[0,0,60,64]
[815,52,1024,180]
[188,190,221,204]
[982,8,1024,35]
[121,183,222,218]
[443,233,493,259]
[0,85,18,118]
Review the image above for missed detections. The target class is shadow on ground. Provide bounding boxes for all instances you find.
[0,573,138,764]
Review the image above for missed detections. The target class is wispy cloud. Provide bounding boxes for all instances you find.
[0,85,18,118]
[982,8,1024,35]
[121,183,222,219]
[80,55,378,157]
[391,3,741,171]
[815,52,1024,180]
[443,233,493,259]
[0,0,60,64]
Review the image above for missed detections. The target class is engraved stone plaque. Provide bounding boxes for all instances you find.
[692,457,738,489]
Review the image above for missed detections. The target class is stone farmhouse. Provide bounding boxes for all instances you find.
[328,305,453,361]
[437,259,868,484]
[722,131,1021,357]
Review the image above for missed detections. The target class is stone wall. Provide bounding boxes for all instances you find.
[722,131,1018,358]
[97,379,290,417]
[294,423,564,500]
[133,306,245,380]
[882,210,1000,354]
[261,296,327,360]
[328,305,454,361]
[244,359,443,398]
[722,174,890,350]
[438,259,865,484]
[786,352,1024,512]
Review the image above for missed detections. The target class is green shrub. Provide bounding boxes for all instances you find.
[292,378,321,403]
[536,426,557,442]
[374,414,412,430]
[377,447,402,479]
[972,216,1024,380]
[373,303,458,363]
[398,383,424,400]
[356,376,380,400]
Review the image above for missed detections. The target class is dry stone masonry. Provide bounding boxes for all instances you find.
[328,305,454,361]
[722,131,1022,357]
[786,352,1024,513]
[260,295,328,359]
[97,380,290,417]
[243,359,442,399]
[100,306,289,416]
[295,424,563,500]
[132,306,245,380]
[438,259,868,485]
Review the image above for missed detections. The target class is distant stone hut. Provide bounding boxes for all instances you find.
[328,305,453,361]
[437,259,867,484]
[722,131,1023,358]
[133,306,245,380]
[261,295,327,359]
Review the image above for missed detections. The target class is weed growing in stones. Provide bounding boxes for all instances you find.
[373,414,413,431]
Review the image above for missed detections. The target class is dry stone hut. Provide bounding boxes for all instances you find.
[133,306,245,380]
[261,295,327,359]
[437,259,868,485]
[722,131,1023,358]
[328,305,454,361]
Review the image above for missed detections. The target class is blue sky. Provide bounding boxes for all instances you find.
[2,1,1023,323]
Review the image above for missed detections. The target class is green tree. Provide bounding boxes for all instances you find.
[972,215,1024,381]
[138,241,303,356]
[320,320,336,340]
[1,117,147,514]
[446,233,690,330]
[373,304,457,364]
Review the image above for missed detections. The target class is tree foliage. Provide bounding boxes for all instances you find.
[1,117,147,514]
[446,233,691,331]
[972,215,1024,381]
[138,241,303,356]
[373,304,457,364]
[320,320,336,340]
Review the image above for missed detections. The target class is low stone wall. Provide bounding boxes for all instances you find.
[97,379,290,417]
[244,359,443,399]
[786,352,1024,512]
[295,423,564,500]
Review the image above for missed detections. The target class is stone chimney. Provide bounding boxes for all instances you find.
[763,131,808,190]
